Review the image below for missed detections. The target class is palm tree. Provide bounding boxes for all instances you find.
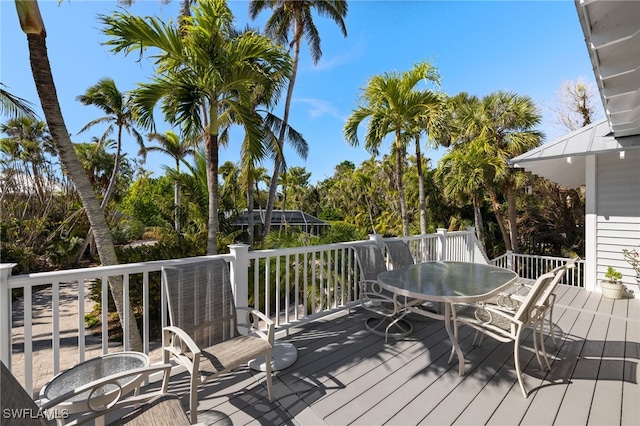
[456,91,543,252]
[14,0,143,351]
[141,130,196,233]
[436,138,505,254]
[76,78,143,259]
[101,0,292,254]
[249,0,348,238]
[343,62,440,236]
[0,82,36,119]
[0,117,54,203]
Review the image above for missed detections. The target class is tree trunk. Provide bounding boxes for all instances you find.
[472,192,487,255]
[174,158,181,233]
[19,1,142,351]
[415,135,427,235]
[488,189,512,252]
[205,106,219,255]
[263,17,301,239]
[395,140,410,236]
[506,184,519,253]
[246,180,255,247]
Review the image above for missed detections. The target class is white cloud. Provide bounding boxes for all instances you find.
[294,98,345,120]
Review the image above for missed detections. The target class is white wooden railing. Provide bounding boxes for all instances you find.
[492,251,586,287]
[0,227,582,395]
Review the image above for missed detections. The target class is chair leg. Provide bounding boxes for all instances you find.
[265,348,274,402]
[531,318,545,370]
[189,372,199,424]
[514,331,528,398]
[548,303,558,348]
[537,318,552,371]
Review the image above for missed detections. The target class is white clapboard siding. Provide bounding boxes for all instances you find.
[596,150,640,285]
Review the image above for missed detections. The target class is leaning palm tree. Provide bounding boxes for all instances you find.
[141,130,196,233]
[101,0,292,254]
[249,0,348,238]
[14,0,143,351]
[344,62,440,236]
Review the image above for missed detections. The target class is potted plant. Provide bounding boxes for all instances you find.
[601,266,624,299]
[622,247,640,283]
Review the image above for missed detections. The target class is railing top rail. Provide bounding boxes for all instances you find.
[6,254,233,288]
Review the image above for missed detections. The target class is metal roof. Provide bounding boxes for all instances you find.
[510,1,640,188]
[511,118,640,188]
[233,209,329,227]
[575,0,640,138]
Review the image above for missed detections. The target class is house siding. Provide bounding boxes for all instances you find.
[596,150,640,290]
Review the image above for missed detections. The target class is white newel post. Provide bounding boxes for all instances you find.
[368,234,382,246]
[0,263,16,369]
[229,244,249,310]
[437,228,447,261]
[466,226,476,262]
[506,250,514,271]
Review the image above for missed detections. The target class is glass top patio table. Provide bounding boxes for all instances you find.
[377,261,518,376]
[40,351,150,425]
[376,261,518,303]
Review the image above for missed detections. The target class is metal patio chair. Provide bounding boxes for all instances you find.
[448,261,572,397]
[352,242,413,342]
[1,361,190,426]
[383,239,415,270]
[162,258,275,424]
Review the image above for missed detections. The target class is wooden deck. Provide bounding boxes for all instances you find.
[115,285,640,425]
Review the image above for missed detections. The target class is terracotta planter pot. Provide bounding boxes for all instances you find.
[601,281,624,299]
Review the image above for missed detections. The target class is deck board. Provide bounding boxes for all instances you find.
[148,286,639,425]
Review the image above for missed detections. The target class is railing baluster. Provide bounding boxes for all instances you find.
[24,284,32,396]
[123,274,130,352]
[77,278,85,364]
[52,281,60,375]
[143,272,149,355]
[101,274,108,355]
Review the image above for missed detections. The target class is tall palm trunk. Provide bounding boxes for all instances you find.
[17,0,142,351]
[415,135,427,235]
[488,189,512,252]
[206,104,219,255]
[471,192,487,254]
[394,138,410,236]
[506,184,519,253]
[174,158,181,234]
[263,18,301,239]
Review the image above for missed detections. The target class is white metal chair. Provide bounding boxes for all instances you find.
[1,361,190,426]
[162,258,275,424]
[448,262,572,397]
[489,259,577,348]
[383,239,415,269]
[352,242,413,342]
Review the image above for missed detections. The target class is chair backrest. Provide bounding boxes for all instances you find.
[514,261,572,323]
[1,361,47,426]
[383,240,415,269]
[352,242,387,281]
[163,258,240,348]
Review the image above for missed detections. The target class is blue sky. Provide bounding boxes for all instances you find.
[1,0,600,185]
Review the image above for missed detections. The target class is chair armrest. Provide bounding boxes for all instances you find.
[236,307,274,344]
[39,364,173,423]
[162,326,201,374]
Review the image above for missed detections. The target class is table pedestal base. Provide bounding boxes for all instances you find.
[365,316,413,340]
[249,341,298,372]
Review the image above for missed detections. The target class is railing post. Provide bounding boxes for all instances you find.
[229,244,249,309]
[465,226,476,262]
[368,233,382,245]
[506,250,514,271]
[0,263,16,369]
[437,228,447,261]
